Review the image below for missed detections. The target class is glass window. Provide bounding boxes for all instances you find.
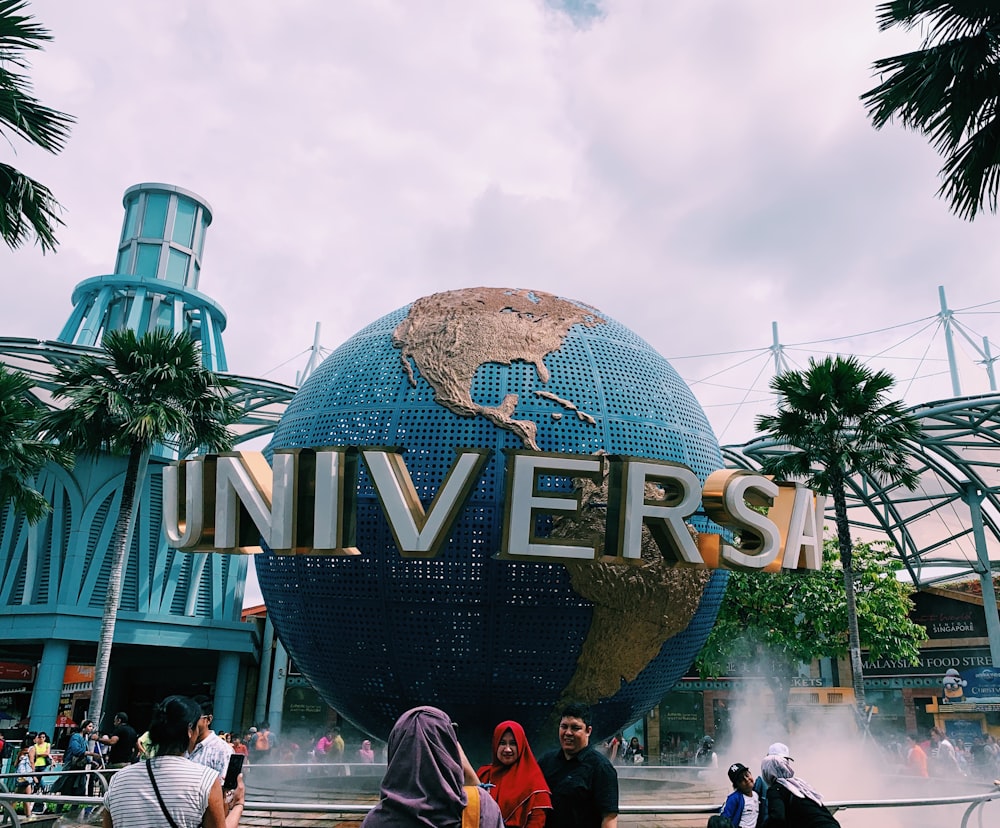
[123,197,139,240]
[172,199,196,247]
[197,217,209,256]
[192,261,200,290]
[155,302,174,329]
[135,244,161,279]
[141,193,169,238]
[106,299,125,332]
[115,247,131,274]
[165,249,189,284]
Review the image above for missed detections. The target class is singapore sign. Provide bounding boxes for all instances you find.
[164,447,824,572]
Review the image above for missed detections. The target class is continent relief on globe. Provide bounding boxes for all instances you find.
[549,465,711,710]
[391,287,605,450]
[393,286,711,713]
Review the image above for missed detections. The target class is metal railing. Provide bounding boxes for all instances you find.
[0,769,995,828]
[0,768,112,796]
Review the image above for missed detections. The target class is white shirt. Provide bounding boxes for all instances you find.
[187,730,233,779]
[739,791,759,828]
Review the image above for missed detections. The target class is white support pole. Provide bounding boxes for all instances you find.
[770,321,787,375]
[939,286,962,397]
[962,482,1000,669]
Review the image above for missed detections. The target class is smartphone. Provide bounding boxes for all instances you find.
[222,753,244,790]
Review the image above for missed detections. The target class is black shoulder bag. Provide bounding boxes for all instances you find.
[145,759,203,828]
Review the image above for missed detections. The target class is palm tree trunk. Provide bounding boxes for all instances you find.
[88,447,145,733]
[831,481,866,719]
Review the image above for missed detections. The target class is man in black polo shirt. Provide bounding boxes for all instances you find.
[97,712,138,768]
[538,702,619,828]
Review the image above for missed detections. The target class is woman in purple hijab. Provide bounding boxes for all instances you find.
[362,706,504,828]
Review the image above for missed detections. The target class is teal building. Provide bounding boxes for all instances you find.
[0,184,294,737]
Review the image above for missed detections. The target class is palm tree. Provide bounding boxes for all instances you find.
[0,363,71,521]
[861,2,1000,220]
[754,355,922,718]
[0,0,74,252]
[39,329,239,729]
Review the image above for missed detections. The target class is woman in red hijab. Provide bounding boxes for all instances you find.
[477,721,552,828]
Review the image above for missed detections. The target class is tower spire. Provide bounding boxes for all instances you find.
[56,183,228,371]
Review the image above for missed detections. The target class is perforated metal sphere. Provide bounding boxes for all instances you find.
[258,288,727,748]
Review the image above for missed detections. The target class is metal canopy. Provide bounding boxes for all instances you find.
[0,337,295,446]
[724,392,1000,587]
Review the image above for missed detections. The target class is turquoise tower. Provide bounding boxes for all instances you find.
[0,184,292,738]
[58,183,227,370]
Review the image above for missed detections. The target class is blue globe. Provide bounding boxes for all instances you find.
[258,288,727,749]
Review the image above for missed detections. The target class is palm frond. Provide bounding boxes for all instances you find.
[0,1,52,60]
[863,2,1000,220]
[40,330,238,459]
[0,363,72,522]
[756,356,921,496]
[0,163,64,252]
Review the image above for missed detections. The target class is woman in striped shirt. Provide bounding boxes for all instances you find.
[103,696,244,828]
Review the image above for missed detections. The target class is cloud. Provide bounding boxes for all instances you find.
[6,0,1000,452]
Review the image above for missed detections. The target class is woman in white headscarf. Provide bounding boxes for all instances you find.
[760,755,840,828]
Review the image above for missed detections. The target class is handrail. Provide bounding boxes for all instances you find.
[0,767,112,794]
[0,780,995,827]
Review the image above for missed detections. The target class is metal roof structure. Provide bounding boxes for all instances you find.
[723,392,1000,588]
[724,392,1000,668]
[0,336,295,447]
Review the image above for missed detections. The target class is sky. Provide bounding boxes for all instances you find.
[7,1,1000,445]
[7,1,1000,604]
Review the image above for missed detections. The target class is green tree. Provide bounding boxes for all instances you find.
[0,0,74,252]
[39,329,239,729]
[754,355,922,717]
[0,363,70,521]
[861,2,1000,220]
[696,539,928,724]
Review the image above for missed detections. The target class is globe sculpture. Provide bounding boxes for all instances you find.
[258,287,728,748]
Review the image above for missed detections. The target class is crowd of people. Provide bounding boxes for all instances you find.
[896,726,1000,779]
[99,699,619,828]
[13,727,89,815]
[708,726,1000,828]
[602,733,648,766]
[11,700,247,821]
[12,698,1000,827]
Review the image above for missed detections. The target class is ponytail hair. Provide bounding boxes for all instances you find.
[149,695,201,756]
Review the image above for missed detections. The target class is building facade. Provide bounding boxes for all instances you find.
[656,582,1000,759]
[0,184,293,740]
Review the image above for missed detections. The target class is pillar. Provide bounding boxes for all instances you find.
[267,637,289,735]
[254,616,276,725]
[214,651,240,733]
[28,639,70,734]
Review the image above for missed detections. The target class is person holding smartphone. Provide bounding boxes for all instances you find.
[103,695,244,828]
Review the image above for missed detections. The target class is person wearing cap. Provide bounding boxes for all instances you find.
[721,762,763,828]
